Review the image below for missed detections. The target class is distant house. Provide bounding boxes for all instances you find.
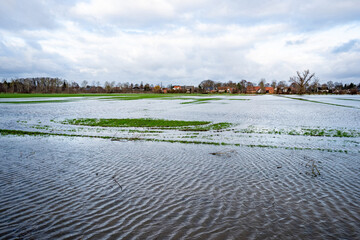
[218,86,235,93]
[173,85,182,90]
[264,87,274,94]
[246,86,274,94]
[184,86,195,93]
[246,86,259,94]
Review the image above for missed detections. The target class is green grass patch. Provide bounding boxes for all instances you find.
[336,98,360,102]
[182,122,233,131]
[62,118,211,128]
[62,118,233,131]
[235,126,360,138]
[30,125,52,130]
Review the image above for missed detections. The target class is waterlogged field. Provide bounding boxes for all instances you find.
[0,94,359,239]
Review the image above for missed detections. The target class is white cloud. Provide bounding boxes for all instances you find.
[71,0,176,25]
[0,0,360,84]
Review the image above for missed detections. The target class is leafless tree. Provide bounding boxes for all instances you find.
[289,70,315,94]
[259,78,266,93]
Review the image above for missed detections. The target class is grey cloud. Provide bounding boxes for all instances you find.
[332,39,360,53]
[0,0,359,85]
[0,37,72,78]
[0,0,59,30]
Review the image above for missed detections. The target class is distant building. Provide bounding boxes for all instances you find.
[217,86,235,93]
[184,86,195,93]
[246,86,274,94]
[264,87,274,94]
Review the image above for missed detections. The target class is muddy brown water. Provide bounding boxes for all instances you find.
[0,136,359,239]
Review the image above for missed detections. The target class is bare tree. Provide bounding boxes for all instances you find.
[81,80,88,89]
[309,77,319,93]
[199,79,216,92]
[289,70,315,94]
[237,80,247,93]
[327,81,334,91]
[259,78,266,93]
[271,80,277,89]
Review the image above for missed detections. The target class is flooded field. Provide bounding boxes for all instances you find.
[1,94,360,239]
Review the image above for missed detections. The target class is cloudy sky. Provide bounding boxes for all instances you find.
[1,0,360,85]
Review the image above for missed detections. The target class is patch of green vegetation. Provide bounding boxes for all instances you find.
[235,126,360,138]
[62,118,233,131]
[128,129,164,133]
[31,125,52,130]
[336,98,360,102]
[0,99,73,104]
[16,120,28,123]
[280,96,359,109]
[180,122,233,131]
[0,128,350,153]
[62,118,211,128]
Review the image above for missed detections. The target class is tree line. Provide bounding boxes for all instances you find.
[1,71,359,94]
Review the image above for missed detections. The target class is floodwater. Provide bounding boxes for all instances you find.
[0,95,359,239]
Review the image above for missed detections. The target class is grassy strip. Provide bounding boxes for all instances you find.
[336,98,360,102]
[0,93,202,99]
[0,99,73,104]
[280,96,359,109]
[235,127,360,137]
[0,129,349,153]
[62,118,211,128]
[181,122,233,131]
[62,118,233,131]
[0,93,106,98]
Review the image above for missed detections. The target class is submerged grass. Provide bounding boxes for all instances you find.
[236,126,360,138]
[336,98,360,102]
[0,129,349,153]
[62,118,211,128]
[181,122,233,131]
[62,118,233,131]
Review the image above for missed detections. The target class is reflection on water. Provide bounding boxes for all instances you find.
[0,136,359,239]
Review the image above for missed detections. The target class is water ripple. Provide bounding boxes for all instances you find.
[0,136,359,239]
